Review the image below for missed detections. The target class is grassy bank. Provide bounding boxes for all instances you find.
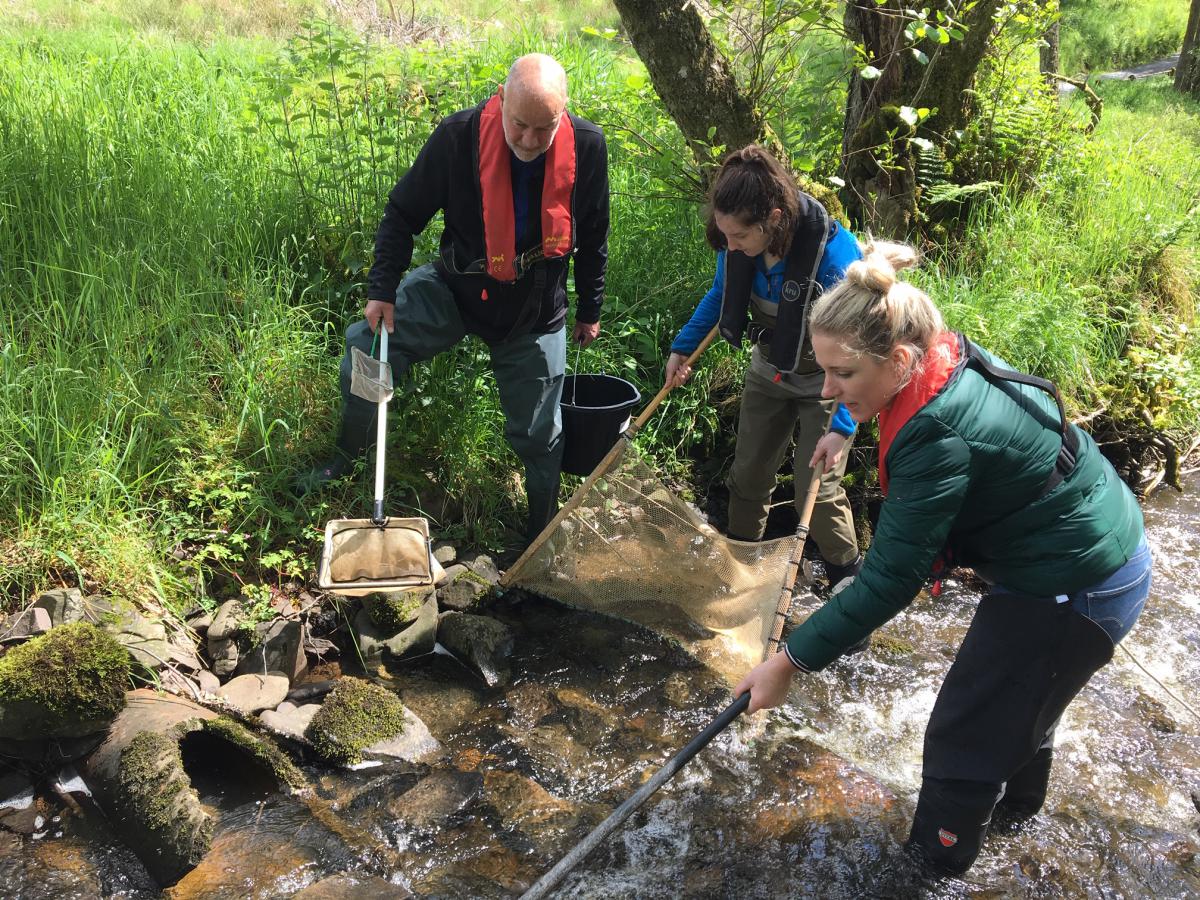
[1,15,1197,614]
[1060,0,1187,74]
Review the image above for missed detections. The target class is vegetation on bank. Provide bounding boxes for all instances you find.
[1060,0,1187,75]
[1,4,1197,615]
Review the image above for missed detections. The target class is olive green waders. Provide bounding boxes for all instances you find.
[314,264,566,541]
[725,348,859,566]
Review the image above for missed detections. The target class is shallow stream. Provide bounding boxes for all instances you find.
[3,477,1198,898]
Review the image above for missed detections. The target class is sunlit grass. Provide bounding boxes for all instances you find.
[1060,0,1186,74]
[1,17,1197,614]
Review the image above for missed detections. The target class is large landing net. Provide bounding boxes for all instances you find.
[506,442,796,682]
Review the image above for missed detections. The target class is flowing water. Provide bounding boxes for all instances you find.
[3,477,1198,898]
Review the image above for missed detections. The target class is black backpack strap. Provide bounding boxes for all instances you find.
[962,337,1079,498]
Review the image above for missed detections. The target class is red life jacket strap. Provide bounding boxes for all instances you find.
[477,92,575,283]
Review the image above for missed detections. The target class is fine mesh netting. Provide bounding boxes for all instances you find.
[507,442,797,682]
[319,518,434,594]
[349,345,393,403]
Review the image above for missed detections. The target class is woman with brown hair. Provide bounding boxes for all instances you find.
[666,145,864,588]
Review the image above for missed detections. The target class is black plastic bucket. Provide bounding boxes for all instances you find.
[559,374,642,476]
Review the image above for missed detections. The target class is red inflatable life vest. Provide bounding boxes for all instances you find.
[477,91,576,283]
[877,330,960,495]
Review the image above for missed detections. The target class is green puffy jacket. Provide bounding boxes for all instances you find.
[786,339,1144,672]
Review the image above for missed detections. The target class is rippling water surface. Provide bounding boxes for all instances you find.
[3,478,1198,898]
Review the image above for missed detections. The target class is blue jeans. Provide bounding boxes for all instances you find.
[1066,536,1152,645]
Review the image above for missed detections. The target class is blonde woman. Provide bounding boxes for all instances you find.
[735,241,1150,875]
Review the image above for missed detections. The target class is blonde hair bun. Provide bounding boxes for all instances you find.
[846,240,920,294]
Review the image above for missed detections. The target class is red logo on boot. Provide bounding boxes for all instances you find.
[938,828,958,847]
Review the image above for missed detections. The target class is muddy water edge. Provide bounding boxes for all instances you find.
[3,477,1199,898]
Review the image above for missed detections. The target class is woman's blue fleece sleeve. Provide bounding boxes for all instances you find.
[670,251,726,356]
[668,227,860,437]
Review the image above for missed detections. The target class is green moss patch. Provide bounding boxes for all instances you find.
[304,677,406,766]
[201,716,306,791]
[363,587,433,633]
[0,622,130,737]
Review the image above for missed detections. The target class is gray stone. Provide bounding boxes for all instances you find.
[351,594,437,665]
[432,541,458,566]
[436,613,514,687]
[436,563,467,587]
[437,578,488,611]
[0,772,34,809]
[0,806,44,835]
[207,635,239,678]
[235,619,307,683]
[103,606,170,670]
[216,674,290,715]
[260,703,321,741]
[360,706,441,764]
[459,552,500,585]
[186,612,213,635]
[166,636,204,673]
[294,874,412,899]
[196,670,220,694]
[0,607,51,641]
[32,588,84,626]
[387,770,482,829]
[207,599,243,641]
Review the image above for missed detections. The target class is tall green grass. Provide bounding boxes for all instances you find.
[1,18,1197,614]
[1060,0,1186,74]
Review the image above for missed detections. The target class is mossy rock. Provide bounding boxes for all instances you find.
[202,717,307,791]
[116,729,213,884]
[870,633,915,659]
[363,586,435,633]
[0,622,131,739]
[305,677,407,766]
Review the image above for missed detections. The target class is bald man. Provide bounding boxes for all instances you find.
[297,54,609,546]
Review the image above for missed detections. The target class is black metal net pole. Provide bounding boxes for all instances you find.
[518,692,751,900]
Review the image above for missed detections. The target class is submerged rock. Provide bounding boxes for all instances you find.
[0,622,130,741]
[437,612,514,687]
[294,874,412,899]
[387,770,482,830]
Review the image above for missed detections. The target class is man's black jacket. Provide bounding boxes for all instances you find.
[368,100,609,343]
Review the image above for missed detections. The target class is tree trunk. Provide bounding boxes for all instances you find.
[1177,0,1200,96]
[1040,19,1061,77]
[612,0,763,167]
[840,0,1002,236]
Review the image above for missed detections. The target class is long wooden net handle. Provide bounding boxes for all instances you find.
[500,325,721,588]
[765,405,837,658]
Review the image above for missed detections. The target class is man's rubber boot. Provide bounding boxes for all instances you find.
[293,404,376,497]
[824,554,869,655]
[523,486,558,549]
